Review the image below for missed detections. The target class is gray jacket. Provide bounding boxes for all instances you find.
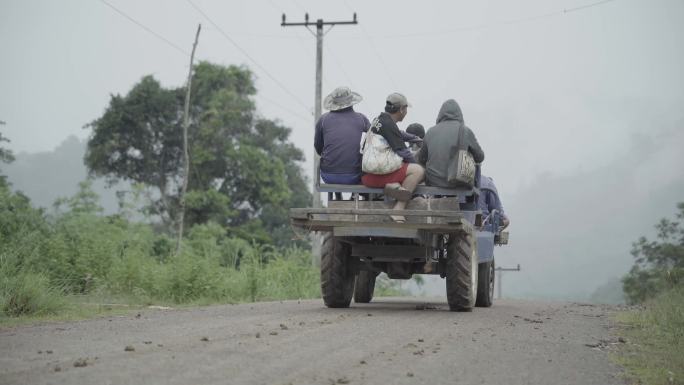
[417,99,484,187]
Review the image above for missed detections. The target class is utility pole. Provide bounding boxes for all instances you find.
[281,13,358,265]
[176,23,201,255]
[495,264,521,299]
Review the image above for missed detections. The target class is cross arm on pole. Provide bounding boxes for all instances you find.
[281,13,358,27]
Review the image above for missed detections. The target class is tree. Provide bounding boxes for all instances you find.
[85,75,182,225]
[0,128,15,167]
[53,180,104,216]
[85,62,309,245]
[250,119,311,246]
[0,127,15,187]
[623,202,684,304]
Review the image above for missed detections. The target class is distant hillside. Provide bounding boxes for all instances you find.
[497,123,684,301]
[419,123,684,302]
[3,136,124,213]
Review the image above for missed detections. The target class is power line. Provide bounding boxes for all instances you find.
[326,46,358,91]
[100,0,189,56]
[102,1,312,126]
[341,0,397,90]
[271,0,356,90]
[257,94,312,122]
[186,0,311,114]
[102,1,310,127]
[380,0,619,38]
[266,0,334,86]
[564,0,617,13]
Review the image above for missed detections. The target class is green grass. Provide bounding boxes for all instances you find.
[0,270,66,317]
[0,252,322,326]
[0,288,153,327]
[613,287,684,385]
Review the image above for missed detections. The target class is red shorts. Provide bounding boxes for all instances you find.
[361,162,409,188]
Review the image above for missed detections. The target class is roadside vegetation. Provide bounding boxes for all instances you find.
[615,203,684,385]
[0,63,407,325]
[0,177,322,323]
[0,62,327,323]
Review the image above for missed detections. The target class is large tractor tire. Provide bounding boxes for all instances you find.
[446,232,478,312]
[321,232,355,308]
[354,271,377,303]
[475,260,495,307]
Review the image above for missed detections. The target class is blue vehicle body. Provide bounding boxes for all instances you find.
[477,210,505,263]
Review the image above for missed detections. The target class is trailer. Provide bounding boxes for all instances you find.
[290,175,509,311]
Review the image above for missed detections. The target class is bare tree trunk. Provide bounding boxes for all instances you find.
[176,24,201,255]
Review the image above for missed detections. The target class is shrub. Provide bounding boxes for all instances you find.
[623,203,684,304]
[0,180,321,317]
[36,213,158,293]
[0,263,67,317]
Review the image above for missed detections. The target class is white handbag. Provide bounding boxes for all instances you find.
[360,118,403,175]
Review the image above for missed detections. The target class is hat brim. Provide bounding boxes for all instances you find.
[324,92,363,111]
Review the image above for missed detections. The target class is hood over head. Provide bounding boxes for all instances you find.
[436,99,464,124]
[480,175,498,193]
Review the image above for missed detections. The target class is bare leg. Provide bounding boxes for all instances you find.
[391,164,425,221]
[400,163,425,193]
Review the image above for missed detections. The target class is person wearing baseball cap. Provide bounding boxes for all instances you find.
[361,92,425,222]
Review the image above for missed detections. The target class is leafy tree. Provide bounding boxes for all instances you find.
[0,133,13,166]
[53,180,104,216]
[623,202,684,304]
[85,62,310,244]
[0,128,15,186]
[0,130,46,257]
[0,176,47,253]
[250,119,311,246]
[85,75,182,225]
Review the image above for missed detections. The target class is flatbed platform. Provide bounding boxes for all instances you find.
[318,183,478,198]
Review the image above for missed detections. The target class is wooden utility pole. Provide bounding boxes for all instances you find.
[281,13,358,265]
[495,264,521,299]
[176,23,201,255]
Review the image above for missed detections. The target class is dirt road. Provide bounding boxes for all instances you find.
[0,298,624,385]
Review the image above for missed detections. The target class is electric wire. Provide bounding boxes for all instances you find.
[186,0,311,115]
[280,0,356,90]
[381,0,619,38]
[341,0,397,90]
[101,0,311,124]
[564,0,617,13]
[258,94,312,122]
[266,0,333,87]
[100,0,190,56]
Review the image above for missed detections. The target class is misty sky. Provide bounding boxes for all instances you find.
[2,0,683,299]
[3,0,683,191]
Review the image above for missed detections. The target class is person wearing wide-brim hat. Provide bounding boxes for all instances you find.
[315,86,370,186]
[323,86,363,111]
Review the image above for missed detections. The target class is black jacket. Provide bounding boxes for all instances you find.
[418,99,484,187]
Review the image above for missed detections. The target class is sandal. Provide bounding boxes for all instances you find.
[389,215,406,223]
[384,183,412,202]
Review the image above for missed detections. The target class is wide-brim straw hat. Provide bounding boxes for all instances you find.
[324,86,363,111]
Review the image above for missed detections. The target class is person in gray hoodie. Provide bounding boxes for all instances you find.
[417,99,484,188]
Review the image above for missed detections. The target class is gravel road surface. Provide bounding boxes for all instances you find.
[0,298,624,385]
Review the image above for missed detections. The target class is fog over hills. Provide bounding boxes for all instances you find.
[419,121,684,302]
[3,136,122,214]
[497,121,684,301]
